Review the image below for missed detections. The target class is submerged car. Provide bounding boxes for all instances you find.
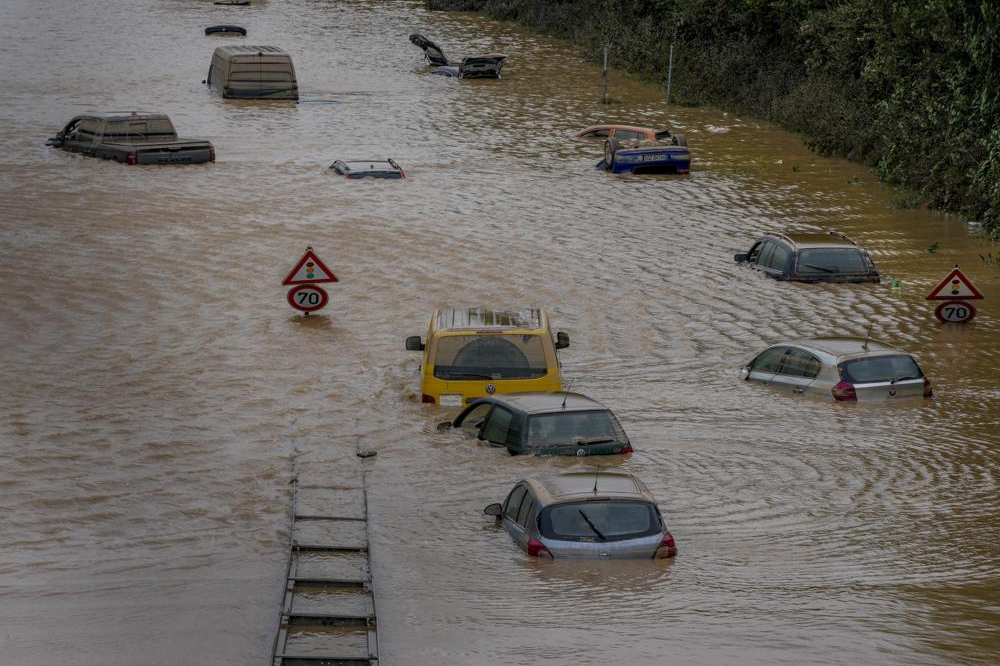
[734,231,880,283]
[444,392,633,456]
[409,33,506,79]
[741,337,933,402]
[406,308,569,406]
[582,125,689,174]
[484,472,677,559]
[329,159,405,179]
[46,112,214,165]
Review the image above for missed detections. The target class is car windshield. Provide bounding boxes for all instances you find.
[540,500,658,542]
[796,248,869,274]
[839,355,923,383]
[432,334,547,380]
[526,410,628,448]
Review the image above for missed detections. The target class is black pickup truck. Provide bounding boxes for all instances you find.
[46,112,214,165]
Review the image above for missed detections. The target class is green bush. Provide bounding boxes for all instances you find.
[426,0,1000,237]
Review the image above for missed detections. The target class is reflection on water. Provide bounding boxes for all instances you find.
[1,0,999,665]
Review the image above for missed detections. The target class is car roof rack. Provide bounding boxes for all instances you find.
[826,230,858,245]
[766,231,796,246]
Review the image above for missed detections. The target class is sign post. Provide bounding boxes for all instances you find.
[282,246,338,315]
[926,265,983,324]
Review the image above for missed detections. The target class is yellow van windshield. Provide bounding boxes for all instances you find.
[432,334,547,380]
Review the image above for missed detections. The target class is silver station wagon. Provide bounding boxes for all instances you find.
[741,337,933,401]
[484,472,677,559]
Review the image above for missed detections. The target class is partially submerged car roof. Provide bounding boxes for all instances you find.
[791,337,907,359]
[765,231,860,249]
[528,472,651,504]
[433,308,544,332]
[483,392,607,414]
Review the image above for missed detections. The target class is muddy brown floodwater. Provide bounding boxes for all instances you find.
[2,0,999,665]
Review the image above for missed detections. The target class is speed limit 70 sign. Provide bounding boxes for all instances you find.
[935,301,976,323]
[287,284,329,312]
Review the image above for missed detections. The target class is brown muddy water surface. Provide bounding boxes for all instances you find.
[1,1,999,664]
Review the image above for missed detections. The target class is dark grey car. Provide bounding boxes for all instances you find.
[484,472,677,560]
[46,113,214,165]
[735,231,880,283]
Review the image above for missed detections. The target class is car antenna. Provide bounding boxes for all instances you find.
[561,379,574,410]
[592,464,601,494]
[862,322,873,351]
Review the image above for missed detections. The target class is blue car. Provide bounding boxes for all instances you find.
[594,130,690,175]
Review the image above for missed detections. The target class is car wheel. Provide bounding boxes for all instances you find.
[603,139,618,171]
[672,134,688,147]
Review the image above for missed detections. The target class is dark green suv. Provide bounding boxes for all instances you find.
[443,392,633,456]
[734,231,880,283]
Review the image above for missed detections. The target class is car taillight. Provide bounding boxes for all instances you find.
[654,532,677,559]
[421,394,435,404]
[832,381,857,402]
[126,152,138,165]
[923,377,933,398]
[620,443,634,454]
[527,538,552,558]
[209,147,215,163]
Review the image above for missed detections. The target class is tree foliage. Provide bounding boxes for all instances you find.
[427,0,1000,235]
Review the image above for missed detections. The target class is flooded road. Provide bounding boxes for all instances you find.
[2,0,999,664]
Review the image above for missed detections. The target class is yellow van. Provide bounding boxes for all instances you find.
[406,308,570,406]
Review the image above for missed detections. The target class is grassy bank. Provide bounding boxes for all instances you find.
[427,0,1000,237]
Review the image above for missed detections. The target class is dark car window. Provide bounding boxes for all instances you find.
[765,243,790,271]
[756,241,776,267]
[779,348,822,378]
[654,130,673,140]
[615,130,646,141]
[432,334,547,380]
[516,495,534,527]
[456,403,492,432]
[582,129,609,138]
[750,346,788,373]
[481,407,513,444]
[839,355,923,384]
[503,485,527,520]
[526,410,628,448]
[795,248,870,275]
[746,242,763,263]
[540,501,659,542]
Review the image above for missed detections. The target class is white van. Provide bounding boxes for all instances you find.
[206,46,298,100]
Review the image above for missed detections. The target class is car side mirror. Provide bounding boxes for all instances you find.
[555,331,570,349]
[483,503,502,517]
[436,421,453,431]
[738,366,750,380]
[734,253,747,262]
[405,336,424,351]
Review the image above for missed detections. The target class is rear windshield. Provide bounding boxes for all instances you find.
[432,333,547,380]
[839,355,923,384]
[526,410,629,449]
[540,500,659,542]
[795,248,871,275]
[104,118,177,142]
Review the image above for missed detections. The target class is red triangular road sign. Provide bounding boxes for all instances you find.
[926,267,983,300]
[282,249,338,285]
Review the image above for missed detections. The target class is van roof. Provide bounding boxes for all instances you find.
[213,45,291,58]
[434,308,544,331]
[527,472,651,505]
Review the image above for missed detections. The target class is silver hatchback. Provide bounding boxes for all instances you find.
[484,472,677,559]
[741,337,933,401]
